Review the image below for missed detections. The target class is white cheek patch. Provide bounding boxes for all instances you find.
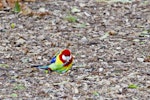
[62,55,67,61]
[62,55,71,61]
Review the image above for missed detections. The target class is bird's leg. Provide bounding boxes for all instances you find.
[48,68,52,73]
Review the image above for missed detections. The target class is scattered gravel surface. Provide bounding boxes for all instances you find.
[0,0,150,99]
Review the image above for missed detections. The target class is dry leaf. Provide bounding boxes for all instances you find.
[0,0,8,8]
[144,56,150,62]
[0,3,3,9]
[24,0,35,1]
[20,3,32,15]
[5,0,19,8]
[108,30,117,35]
[0,0,35,10]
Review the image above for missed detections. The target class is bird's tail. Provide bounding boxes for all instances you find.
[31,65,49,70]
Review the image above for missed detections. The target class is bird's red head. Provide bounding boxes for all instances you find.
[62,49,71,56]
[59,49,73,63]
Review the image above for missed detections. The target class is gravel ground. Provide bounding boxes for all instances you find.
[0,0,150,99]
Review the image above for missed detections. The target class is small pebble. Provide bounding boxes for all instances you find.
[37,56,42,60]
[39,8,46,12]
[99,68,104,72]
[116,47,121,50]
[80,37,88,43]
[81,55,86,58]
[137,57,144,62]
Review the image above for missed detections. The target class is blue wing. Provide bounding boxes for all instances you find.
[50,51,60,64]
[50,56,56,64]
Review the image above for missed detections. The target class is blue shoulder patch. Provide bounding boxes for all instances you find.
[50,56,56,64]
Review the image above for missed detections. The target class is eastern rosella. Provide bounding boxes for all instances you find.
[32,49,73,74]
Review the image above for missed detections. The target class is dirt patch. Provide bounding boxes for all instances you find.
[0,0,150,99]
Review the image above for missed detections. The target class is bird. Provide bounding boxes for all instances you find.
[32,49,73,74]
